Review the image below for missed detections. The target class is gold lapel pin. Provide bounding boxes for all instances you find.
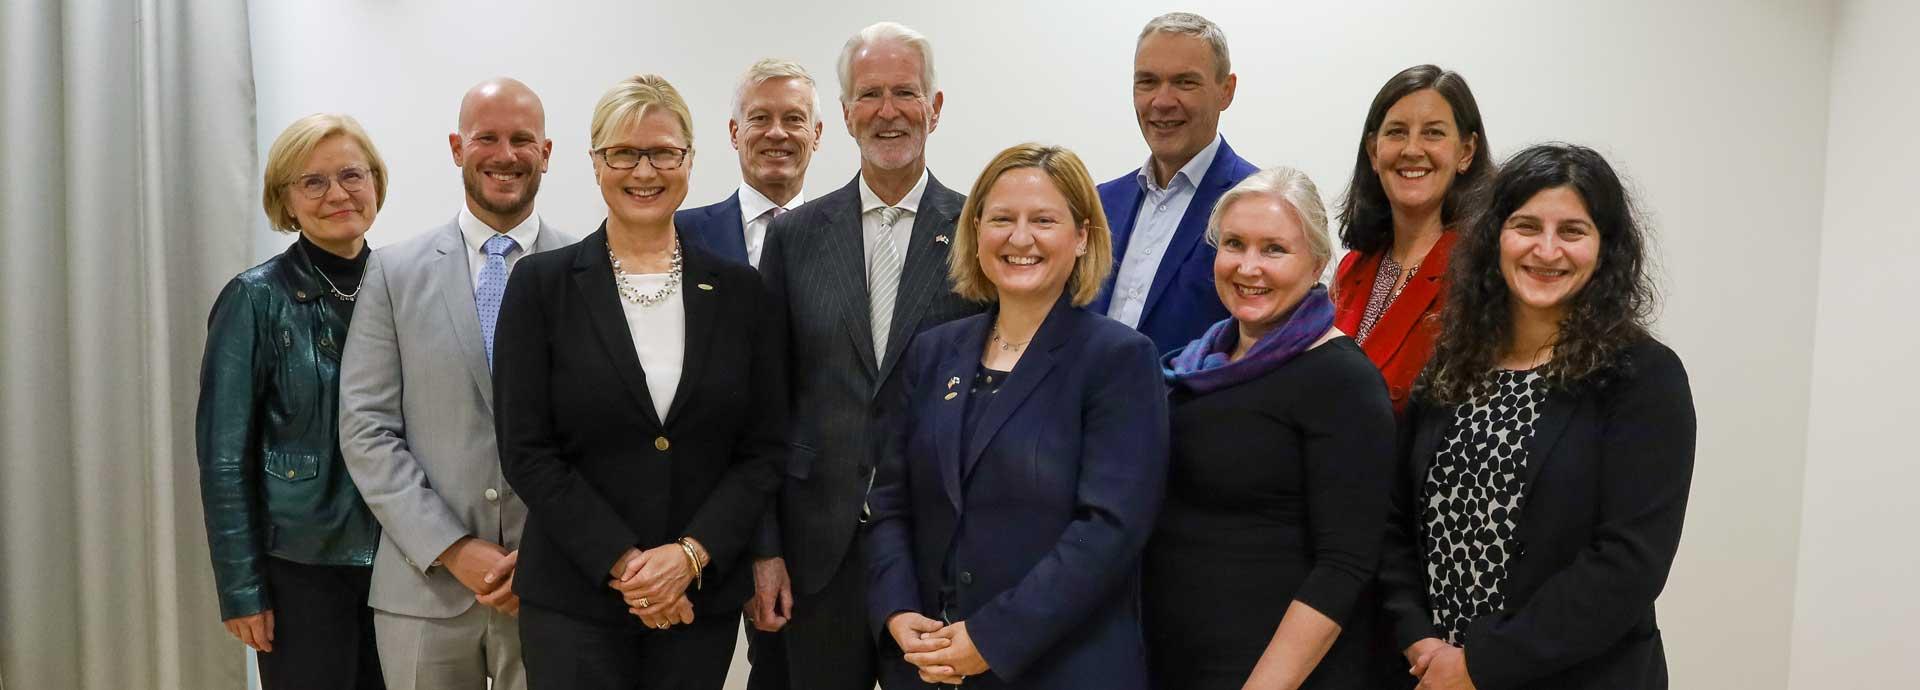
[696,283,714,291]
[943,392,958,401]
[935,235,950,245]
[947,376,960,390]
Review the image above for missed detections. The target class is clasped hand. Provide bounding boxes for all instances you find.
[888,612,989,685]
[608,545,697,630]
[1406,638,1476,690]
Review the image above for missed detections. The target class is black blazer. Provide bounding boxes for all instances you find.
[1377,339,1696,689]
[493,226,786,622]
[758,173,983,593]
[674,192,749,265]
[866,300,1168,687]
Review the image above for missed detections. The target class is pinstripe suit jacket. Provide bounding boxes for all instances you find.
[758,172,983,594]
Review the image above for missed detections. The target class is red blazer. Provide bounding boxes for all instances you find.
[1332,231,1458,414]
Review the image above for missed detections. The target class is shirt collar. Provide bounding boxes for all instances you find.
[737,183,803,223]
[859,168,930,216]
[1136,133,1224,193]
[458,205,542,255]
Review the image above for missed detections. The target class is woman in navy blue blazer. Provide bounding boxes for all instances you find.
[866,143,1170,689]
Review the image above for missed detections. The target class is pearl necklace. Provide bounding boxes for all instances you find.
[608,237,682,307]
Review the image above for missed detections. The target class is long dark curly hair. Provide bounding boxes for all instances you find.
[1336,64,1494,256]
[1420,143,1657,405]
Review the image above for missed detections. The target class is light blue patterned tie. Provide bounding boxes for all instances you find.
[477,234,519,367]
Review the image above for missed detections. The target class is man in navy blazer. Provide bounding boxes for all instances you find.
[675,58,823,268]
[1091,12,1259,354]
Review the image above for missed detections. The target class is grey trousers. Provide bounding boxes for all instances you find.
[373,604,524,690]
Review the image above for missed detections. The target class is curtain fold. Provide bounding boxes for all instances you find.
[1,0,259,688]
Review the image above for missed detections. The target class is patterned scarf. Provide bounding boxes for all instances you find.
[1163,284,1336,395]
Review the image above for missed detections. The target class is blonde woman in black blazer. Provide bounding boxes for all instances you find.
[1377,143,1696,690]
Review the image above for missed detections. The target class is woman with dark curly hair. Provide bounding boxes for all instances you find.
[1376,143,1697,689]
[1331,65,1494,413]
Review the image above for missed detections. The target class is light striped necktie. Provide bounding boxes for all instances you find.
[868,206,905,358]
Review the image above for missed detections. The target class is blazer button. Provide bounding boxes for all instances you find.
[655,436,670,451]
[485,488,500,502]
[959,571,974,586]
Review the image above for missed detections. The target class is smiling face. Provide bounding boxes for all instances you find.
[1212,194,1326,340]
[288,134,379,256]
[843,40,941,174]
[1500,186,1601,326]
[452,86,551,230]
[593,108,692,230]
[1133,31,1235,183]
[731,76,821,197]
[1368,88,1476,220]
[975,168,1087,304]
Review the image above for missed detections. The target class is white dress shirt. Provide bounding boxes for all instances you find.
[617,272,685,421]
[1105,134,1223,328]
[737,183,805,268]
[457,207,543,291]
[858,169,930,274]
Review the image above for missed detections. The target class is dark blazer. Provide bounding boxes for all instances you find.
[1377,339,1696,689]
[1089,137,1259,354]
[866,300,1169,688]
[759,173,983,594]
[492,226,786,623]
[1331,230,1459,414]
[674,191,749,265]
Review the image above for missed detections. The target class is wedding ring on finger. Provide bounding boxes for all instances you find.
[638,597,651,608]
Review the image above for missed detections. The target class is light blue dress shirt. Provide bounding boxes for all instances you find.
[1105,134,1223,328]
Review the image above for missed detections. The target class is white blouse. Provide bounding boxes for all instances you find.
[616,272,685,421]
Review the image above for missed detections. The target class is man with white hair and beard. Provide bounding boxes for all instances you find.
[339,77,577,690]
[756,22,981,690]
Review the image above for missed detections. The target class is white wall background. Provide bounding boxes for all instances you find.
[1790,1,1919,687]
[246,1,1858,688]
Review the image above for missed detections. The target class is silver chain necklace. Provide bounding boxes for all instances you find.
[608,237,682,307]
[299,241,363,302]
[990,324,1031,352]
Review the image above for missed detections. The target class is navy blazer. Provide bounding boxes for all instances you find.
[866,299,1170,689]
[674,192,749,265]
[1089,137,1259,354]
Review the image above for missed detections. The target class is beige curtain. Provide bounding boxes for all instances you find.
[0,0,258,687]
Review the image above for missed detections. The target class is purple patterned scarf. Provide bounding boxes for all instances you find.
[1163,284,1336,395]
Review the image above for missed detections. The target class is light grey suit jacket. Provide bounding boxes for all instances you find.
[340,217,577,618]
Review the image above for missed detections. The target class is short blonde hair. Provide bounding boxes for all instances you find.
[262,113,388,232]
[1207,166,1333,264]
[590,74,694,150]
[732,58,821,123]
[951,143,1113,306]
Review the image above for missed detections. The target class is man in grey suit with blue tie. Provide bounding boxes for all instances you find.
[339,77,576,690]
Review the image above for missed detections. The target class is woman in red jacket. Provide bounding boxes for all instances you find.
[1332,65,1493,413]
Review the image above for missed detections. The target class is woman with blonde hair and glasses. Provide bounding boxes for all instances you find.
[492,73,786,689]
[196,113,390,689]
[866,143,1168,688]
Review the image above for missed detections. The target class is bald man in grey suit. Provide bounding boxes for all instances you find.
[339,78,576,690]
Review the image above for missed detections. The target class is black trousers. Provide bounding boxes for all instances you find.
[743,619,790,690]
[520,602,738,690]
[781,538,877,690]
[256,557,385,690]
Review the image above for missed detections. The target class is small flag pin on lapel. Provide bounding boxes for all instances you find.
[935,235,950,245]
[947,376,960,390]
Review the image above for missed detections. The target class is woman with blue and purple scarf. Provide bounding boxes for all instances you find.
[1143,167,1398,690]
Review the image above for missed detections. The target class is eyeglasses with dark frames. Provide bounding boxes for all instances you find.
[594,146,690,171]
[287,166,374,200]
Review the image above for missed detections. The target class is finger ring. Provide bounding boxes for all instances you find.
[638,597,651,608]
[656,622,670,629]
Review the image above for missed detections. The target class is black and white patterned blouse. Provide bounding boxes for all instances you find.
[1422,369,1548,644]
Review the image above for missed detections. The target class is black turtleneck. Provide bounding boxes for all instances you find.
[299,234,370,295]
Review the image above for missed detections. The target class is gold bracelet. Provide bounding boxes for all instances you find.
[678,538,703,591]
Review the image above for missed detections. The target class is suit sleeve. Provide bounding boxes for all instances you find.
[194,278,271,620]
[966,333,1171,681]
[338,252,471,572]
[1291,361,1397,624]
[494,260,641,579]
[1464,346,1697,688]
[748,224,795,559]
[1378,397,1442,650]
[681,268,788,575]
[864,338,927,643]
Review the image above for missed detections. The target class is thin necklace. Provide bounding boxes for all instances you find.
[299,241,363,302]
[608,236,682,307]
[990,324,1031,352]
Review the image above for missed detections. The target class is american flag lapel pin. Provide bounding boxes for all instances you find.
[935,235,950,245]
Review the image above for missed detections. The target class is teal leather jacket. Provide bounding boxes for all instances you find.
[195,240,379,619]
